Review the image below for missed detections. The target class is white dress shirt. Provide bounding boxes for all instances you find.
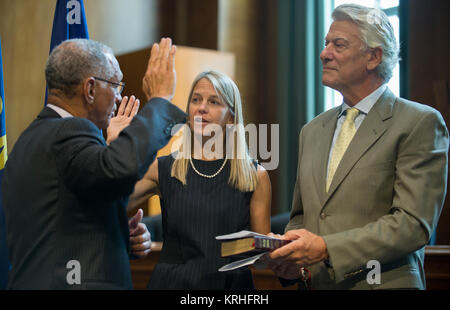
[326,84,388,178]
[46,104,73,118]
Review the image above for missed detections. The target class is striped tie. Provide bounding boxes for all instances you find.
[326,108,359,192]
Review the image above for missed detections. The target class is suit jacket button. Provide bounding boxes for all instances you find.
[320,212,327,219]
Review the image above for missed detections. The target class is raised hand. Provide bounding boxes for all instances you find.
[106,95,140,144]
[142,37,176,101]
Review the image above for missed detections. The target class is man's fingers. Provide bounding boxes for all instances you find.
[117,96,128,115]
[130,238,151,250]
[167,45,176,72]
[124,95,136,116]
[284,229,304,240]
[160,37,170,57]
[142,37,176,101]
[268,241,297,262]
[267,232,284,239]
[147,38,173,72]
[117,96,140,117]
[130,239,152,256]
[161,38,172,69]
[131,248,151,258]
[130,223,148,239]
[128,208,143,231]
[130,229,152,257]
[130,232,150,245]
[131,99,140,116]
[148,43,159,72]
[155,38,169,70]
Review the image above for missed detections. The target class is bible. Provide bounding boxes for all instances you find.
[219,231,291,257]
[216,230,291,271]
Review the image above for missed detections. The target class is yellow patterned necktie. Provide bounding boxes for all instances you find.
[326,108,359,192]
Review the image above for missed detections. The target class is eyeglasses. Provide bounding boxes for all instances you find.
[93,76,125,95]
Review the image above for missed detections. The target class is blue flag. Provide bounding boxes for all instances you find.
[0,37,9,290]
[49,0,89,53]
[46,0,89,104]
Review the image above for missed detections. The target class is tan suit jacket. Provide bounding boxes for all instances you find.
[285,88,449,289]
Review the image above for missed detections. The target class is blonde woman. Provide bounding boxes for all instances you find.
[129,70,271,290]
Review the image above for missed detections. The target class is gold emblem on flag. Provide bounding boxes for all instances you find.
[0,135,6,169]
[0,96,7,169]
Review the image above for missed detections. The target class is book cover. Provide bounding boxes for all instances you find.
[216,230,291,271]
[220,235,291,257]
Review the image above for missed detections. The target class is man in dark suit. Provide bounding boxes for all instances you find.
[267,5,448,289]
[2,38,186,289]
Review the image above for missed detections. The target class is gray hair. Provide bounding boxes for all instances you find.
[332,4,399,82]
[45,39,116,97]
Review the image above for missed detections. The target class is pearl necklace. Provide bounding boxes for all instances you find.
[189,158,228,179]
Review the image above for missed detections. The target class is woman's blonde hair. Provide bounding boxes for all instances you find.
[171,70,258,192]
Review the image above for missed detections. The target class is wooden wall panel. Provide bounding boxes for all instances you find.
[407,0,450,244]
[158,0,218,50]
[0,0,54,153]
[218,0,279,214]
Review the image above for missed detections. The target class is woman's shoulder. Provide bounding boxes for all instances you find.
[256,163,269,176]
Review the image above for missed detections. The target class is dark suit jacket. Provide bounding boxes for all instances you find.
[2,98,185,289]
[286,89,449,289]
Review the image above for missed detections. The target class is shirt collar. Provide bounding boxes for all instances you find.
[47,104,74,118]
[338,84,387,117]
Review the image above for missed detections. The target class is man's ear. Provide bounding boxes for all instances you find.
[367,47,383,71]
[83,77,96,105]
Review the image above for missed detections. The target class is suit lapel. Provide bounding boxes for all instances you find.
[313,107,340,206]
[323,88,396,206]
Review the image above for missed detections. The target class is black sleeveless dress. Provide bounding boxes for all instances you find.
[147,155,255,290]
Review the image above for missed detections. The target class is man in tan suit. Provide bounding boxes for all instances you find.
[267,4,449,289]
